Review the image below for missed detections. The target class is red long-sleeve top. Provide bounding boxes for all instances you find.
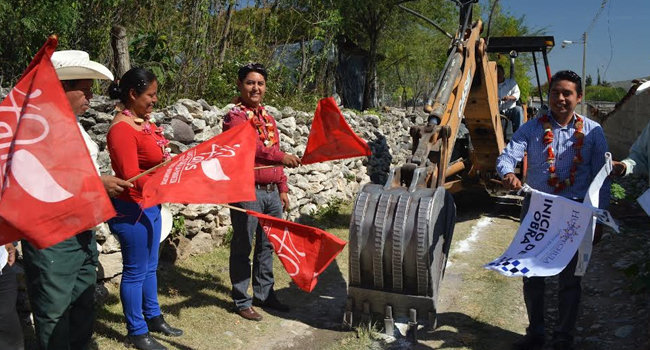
[107,121,165,203]
[223,103,288,193]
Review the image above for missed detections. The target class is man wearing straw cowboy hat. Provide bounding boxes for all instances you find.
[21,50,132,350]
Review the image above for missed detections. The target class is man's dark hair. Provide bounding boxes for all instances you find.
[550,70,582,95]
[108,67,157,103]
[237,63,267,81]
[61,79,85,92]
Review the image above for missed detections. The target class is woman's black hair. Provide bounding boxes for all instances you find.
[237,63,267,82]
[108,67,157,104]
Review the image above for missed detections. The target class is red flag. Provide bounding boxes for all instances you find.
[0,37,116,248]
[141,121,257,207]
[249,210,347,292]
[301,97,371,165]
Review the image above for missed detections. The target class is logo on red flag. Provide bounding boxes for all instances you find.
[248,210,347,292]
[141,121,257,207]
[0,37,116,248]
[301,97,372,165]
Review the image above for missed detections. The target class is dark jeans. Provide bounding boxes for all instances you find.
[229,188,283,310]
[504,106,525,139]
[0,264,24,350]
[22,231,97,350]
[520,195,582,342]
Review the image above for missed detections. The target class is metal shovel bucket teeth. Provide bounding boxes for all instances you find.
[346,166,456,333]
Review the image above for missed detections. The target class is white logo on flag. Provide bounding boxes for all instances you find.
[161,143,240,185]
[265,224,305,276]
[0,88,72,202]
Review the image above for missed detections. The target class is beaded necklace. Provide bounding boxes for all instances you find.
[122,109,171,161]
[540,114,584,192]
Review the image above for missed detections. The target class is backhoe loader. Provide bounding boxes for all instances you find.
[345,0,555,336]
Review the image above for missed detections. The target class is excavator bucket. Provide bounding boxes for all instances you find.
[345,170,456,332]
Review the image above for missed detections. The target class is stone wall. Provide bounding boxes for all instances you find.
[82,97,420,280]
[602,89,650,160]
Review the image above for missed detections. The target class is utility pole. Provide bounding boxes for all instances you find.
[581,32,587,115]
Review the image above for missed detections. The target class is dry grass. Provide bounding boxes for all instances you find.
[93,211,354,350]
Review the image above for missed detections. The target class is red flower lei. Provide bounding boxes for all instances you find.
[540,114,584,192]
[238,102,277,147]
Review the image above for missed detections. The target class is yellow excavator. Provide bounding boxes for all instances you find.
[345,0,555,337]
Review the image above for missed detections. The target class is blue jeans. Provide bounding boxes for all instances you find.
[229,188,283,310]
[108,199,162,336]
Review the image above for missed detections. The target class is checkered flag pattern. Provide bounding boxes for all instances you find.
[487,257,530,276]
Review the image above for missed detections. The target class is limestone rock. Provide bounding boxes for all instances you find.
[98,252,122,280]
[188,232,216,256]
[171,119,195,143]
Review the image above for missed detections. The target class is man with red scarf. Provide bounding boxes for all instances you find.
[223,63,300,321]
[496,70,610,350]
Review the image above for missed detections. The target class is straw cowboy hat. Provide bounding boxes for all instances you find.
[51,50,114,81]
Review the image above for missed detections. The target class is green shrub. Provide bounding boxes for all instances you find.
[171,215,186,237]
[611,183,626,201]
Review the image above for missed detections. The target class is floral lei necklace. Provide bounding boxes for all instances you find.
[122,108,172,161]
[238,102,277,147]
[540,114,584,192]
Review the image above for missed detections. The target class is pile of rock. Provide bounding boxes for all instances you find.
[82,97,420,280]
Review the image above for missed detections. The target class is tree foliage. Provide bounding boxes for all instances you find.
[0,0,533,111]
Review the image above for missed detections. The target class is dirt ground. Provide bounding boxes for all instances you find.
[235,191,650,350]
[20,191,649,350]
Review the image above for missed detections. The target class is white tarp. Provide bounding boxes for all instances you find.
[486,153,614,277]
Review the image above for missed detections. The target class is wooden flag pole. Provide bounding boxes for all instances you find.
[125,154,364,183]
[126,161,284,183]
[221,203,246,213]
[126,158,174,183]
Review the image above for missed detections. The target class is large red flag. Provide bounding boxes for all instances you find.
[301,97,371,165]
[249,210,347,292]
[141,120,257,207]
[0,37,116,248]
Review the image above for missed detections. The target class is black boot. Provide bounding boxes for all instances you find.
[126,333,167,350]
[146,315,184,337]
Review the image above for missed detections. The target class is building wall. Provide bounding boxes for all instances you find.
[602,91,650,159]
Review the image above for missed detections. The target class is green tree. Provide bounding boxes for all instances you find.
[482,1,540,104]
[585,85,626,102]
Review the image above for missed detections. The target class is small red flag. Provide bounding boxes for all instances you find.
[0,37,116,248]
[249,210,347,292]
[301,97,371,165]
[141,120,257,207]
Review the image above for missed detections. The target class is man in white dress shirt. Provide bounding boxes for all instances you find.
[498,65,525,139]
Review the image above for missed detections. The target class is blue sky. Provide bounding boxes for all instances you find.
[489,0,650,83]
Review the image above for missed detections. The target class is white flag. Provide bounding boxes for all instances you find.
[485,188,594,277]
[487,154,614,277]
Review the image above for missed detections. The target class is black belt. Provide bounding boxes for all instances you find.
[255,183,277,192]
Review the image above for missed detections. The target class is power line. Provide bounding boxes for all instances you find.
[603,0,614,79]
[585,0,608,35]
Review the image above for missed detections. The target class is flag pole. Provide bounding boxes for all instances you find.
[126,153,364,183]
[221,203,246,213]
[126,158,174,183]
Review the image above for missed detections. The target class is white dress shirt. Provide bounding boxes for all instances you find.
[498,78,521,111]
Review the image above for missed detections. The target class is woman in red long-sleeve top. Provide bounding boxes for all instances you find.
[224,63,301,322]
[106,68,182,350]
